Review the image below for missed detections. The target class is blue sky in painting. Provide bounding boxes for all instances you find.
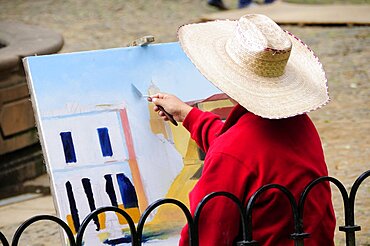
[25,42,220,114]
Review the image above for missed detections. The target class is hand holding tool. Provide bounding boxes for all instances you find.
[131,83,178,126]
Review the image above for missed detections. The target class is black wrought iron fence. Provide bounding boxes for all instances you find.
[1,170,369,246]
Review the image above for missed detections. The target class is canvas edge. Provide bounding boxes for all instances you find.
[24,41,180,59]
[22,57,68,246]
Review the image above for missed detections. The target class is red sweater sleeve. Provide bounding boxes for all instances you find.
[182,107,224,153]
[179,152,249,246]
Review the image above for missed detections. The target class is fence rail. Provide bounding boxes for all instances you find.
[1,170,369,246]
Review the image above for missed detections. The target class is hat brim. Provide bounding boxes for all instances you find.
[178,20,329,119]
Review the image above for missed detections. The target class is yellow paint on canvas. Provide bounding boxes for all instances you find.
[170,123,191,158]
[198,99,233,112]
[98,232,111,242]
[66,215,76,235]
[120,163,202,237]
[155,127,202,222]
[169,117,205,162]
[126,207,141,222]
[117,204,127,224]
[98,213,106,230]
[148,103,169,139]
[170,100,232,158]
[183,138,203,166]
[116,204,140,224]
[133,94,233,235]
[150,164,201,226]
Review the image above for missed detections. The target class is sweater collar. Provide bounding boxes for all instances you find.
[218,104,249,135]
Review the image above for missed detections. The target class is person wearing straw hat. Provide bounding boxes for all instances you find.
[150,14,335,246]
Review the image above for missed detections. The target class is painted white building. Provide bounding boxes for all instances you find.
[40,103,183,245]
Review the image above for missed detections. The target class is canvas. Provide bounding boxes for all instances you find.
[23,42,234,245]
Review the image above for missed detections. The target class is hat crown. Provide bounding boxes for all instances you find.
[226,14,292,77]
[238,15,291,52]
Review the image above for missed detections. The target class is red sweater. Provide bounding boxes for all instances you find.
[179,105,335,246]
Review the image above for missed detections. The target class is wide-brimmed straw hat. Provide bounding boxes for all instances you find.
[178,14,329,119]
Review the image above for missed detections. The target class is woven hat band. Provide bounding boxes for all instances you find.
[226,36,290,78]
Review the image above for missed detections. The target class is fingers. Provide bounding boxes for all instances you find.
[152,105,168,120]
[158,110,169,121]
[153,105,159,112]
[151,98,163,108]
[147,92,190,122]
[149,93,166,99]
[149,94,158,101]
[149,93,169,107]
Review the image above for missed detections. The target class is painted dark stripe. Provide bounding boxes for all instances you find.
[65,181,80,231]
[97,128,113,157]
[81,178,100,231]
[104,174,118,207]
[116,173,138,209]
[103,231,165,245]
[60,132,77,163]
[103,236,131,245]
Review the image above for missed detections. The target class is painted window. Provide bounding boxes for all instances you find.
[116,173,139,208]
[60,132,77,163]
[97,127,113,157]
[104,173,139,208]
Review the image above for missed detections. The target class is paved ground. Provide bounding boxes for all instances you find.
[201,1,370,24]
[0,0,369,245]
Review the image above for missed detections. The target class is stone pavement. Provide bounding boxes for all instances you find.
[0,196,54,228]
[0,195,62,244]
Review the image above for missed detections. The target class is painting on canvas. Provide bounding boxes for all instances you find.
[24,42,234,245]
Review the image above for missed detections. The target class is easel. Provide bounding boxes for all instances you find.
[128,35,155,47]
